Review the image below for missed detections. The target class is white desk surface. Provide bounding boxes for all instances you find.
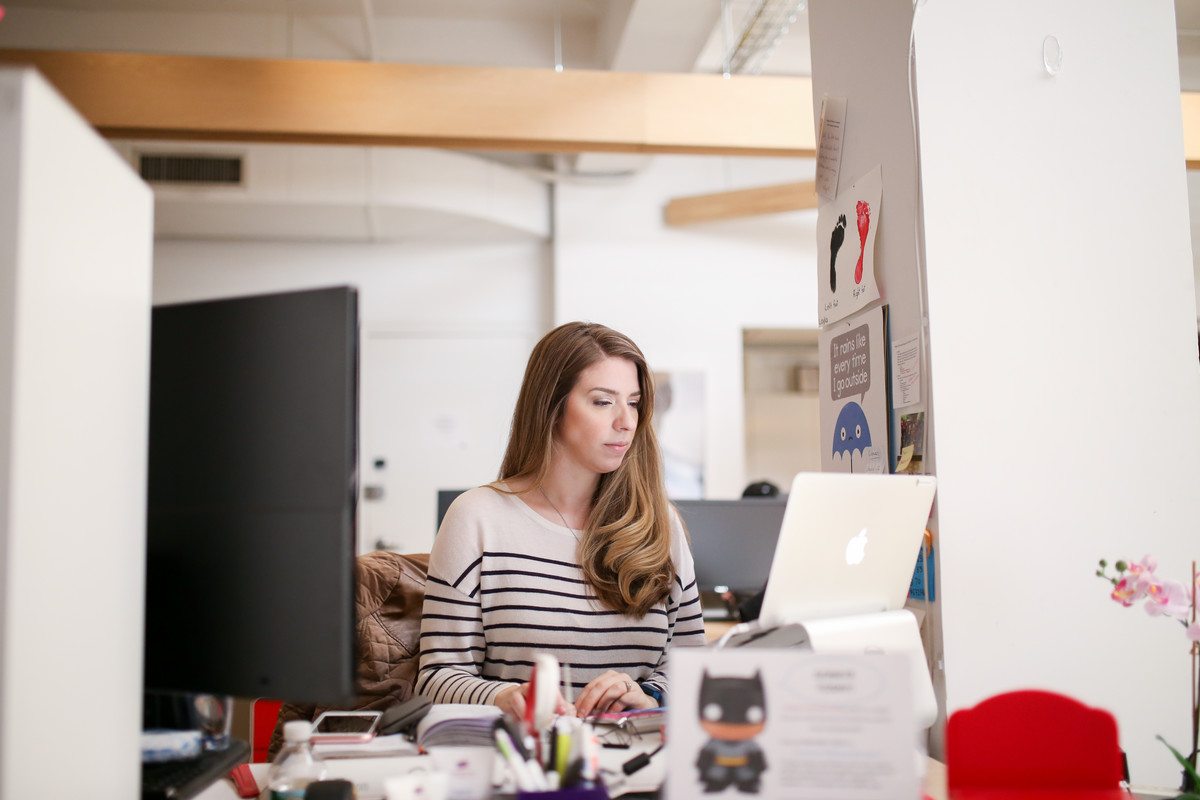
[196,748,949,800]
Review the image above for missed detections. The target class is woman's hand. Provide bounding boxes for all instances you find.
[573,670,658,717]
[493,683,576,719]
[493,683,527,719]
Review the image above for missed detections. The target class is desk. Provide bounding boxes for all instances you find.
[196,752,950,799]
[702,619,736,643]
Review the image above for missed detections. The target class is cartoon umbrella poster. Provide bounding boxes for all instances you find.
[820,308,890,474]
[832,401,872,471]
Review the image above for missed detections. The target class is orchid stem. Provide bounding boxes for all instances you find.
[1192,560,1198,775]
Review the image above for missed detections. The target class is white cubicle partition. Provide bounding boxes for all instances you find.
[0,68,153,799]
[913,0,1200,787]
[809,0,1200,786]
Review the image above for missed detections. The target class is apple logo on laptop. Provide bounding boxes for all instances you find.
[845,528,869,565]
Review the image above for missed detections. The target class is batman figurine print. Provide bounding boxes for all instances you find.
[695,670,768,794]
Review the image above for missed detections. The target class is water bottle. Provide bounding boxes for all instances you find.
[267,720,327,800]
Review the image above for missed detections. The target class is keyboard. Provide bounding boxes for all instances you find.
[142,738,251,800]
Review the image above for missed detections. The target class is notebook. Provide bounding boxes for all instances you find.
[757,472,937,627]
[414,704,502,749]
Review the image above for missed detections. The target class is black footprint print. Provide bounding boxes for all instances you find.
[829,213,847,292]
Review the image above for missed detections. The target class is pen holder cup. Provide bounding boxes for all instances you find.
[516,788,608,800]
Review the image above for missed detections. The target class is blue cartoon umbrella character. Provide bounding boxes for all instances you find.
[832,401,871,471]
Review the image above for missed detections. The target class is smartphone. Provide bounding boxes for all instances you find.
[378,696,431,736]
[310,710,382,744]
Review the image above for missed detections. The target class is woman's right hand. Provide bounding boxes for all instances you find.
[493,683,527,719]
[493,683,575,719]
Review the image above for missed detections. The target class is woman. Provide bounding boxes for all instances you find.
[416,322,706,718]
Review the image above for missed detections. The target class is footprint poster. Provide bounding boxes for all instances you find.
[817,165,882,326]
[819,305,890,474]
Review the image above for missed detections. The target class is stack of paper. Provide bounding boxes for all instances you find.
[416,704,503,749]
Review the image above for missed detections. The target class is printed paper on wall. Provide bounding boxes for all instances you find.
[819,305,890,474]
[817,165,883,327]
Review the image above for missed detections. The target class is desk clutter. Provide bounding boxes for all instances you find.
[419,659,662,799]
[140,738,251,800]
[158,662,1151,800]
[238,653,666,800]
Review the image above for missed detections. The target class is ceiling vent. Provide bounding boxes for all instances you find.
[138,154,243,186]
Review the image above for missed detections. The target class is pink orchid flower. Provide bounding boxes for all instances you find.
[1132,555,1158,574]
[1111,576,1145,607]
[1144,579,1192,620]
[1126,555,1159,586]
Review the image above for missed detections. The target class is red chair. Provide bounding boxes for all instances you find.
[946,690,1124,795]
[250,698,283,763]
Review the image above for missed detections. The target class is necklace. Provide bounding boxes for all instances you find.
[538,486,582,542]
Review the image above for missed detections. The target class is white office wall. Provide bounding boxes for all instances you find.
[0,69,153,800]
[554,154,819,499]
[109,141,551,243]
[153,150,820,536]
[915,0,1200,785]
[1187,171,1200,319]
[152,238,551,553]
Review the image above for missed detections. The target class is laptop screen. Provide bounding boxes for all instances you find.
[758,473,936,625]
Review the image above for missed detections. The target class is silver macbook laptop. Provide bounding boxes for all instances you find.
[757,472,937,627]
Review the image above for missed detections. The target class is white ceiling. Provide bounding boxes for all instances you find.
[7,0,1198,242]
[8,0,604,20]
[0,0,804,75]
[3,0,1199,85]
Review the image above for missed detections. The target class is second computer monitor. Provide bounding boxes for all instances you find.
[674,498,787,596]
[145,286,360,706]
[436,488,469,533]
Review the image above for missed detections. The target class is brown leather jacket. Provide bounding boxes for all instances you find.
[268,550,429,759]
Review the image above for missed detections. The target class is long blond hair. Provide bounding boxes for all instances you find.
[496,322,672,618]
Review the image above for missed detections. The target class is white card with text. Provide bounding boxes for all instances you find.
[816,95,847,200]
[666,649,917,800]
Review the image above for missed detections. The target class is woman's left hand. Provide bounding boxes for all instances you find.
[573,670,658,717]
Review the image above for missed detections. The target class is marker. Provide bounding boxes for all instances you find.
[580,722,599,785]
[526,753,549,789]
[499,718,529,759]
[494,727,534,791]
[553,716,574,775]
[562,663,574,705]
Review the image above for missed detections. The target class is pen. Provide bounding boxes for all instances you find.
[580,722,599,785]
[494,727,534,791]
[499,717,531,760]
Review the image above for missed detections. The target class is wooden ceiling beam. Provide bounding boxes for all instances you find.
[1181,92,1200,168]
[4,48,1198,173]
[664,180,819,226]
[0,49,815,156]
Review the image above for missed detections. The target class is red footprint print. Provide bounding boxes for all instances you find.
[855,200,870,284]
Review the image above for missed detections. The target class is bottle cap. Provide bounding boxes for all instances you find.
[283,720,313,743]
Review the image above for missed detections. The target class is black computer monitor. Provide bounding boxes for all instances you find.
[144,286,359,705]
[674,498,788,596]
[436,488,469,533]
